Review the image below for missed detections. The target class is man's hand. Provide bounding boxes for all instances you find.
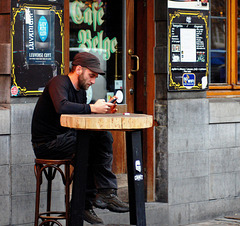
[90,99,114,114]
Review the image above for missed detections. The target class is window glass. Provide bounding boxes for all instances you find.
[210,0,227,83]
[69,0,124,104]
[210,52,226,83]
[211,19,226,50]
[211,0,226,17]
[238,0,240,82]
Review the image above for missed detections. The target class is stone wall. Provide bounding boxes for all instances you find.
[0,99,66,225]
[155,96,240,225]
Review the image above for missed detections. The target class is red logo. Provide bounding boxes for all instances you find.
[11,86,19,96]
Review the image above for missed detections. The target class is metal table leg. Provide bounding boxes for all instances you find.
[126,130,146,226]
[70,131,90,226]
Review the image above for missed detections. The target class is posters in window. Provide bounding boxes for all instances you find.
[11,0,64,96]
[168,0,209,10]
[168,2,209,91]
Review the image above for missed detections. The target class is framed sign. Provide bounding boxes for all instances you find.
[11,1,64,96]
[168,0,209,91]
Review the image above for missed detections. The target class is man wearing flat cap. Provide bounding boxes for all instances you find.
[31,52,129,224]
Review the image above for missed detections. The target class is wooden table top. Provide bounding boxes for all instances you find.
[60,113,153,130]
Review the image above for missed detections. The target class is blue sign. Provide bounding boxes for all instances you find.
[38,16,48,42]
[25,8,55,65]
[182,73,195,88]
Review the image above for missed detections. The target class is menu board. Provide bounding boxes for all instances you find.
[168,1,209,91]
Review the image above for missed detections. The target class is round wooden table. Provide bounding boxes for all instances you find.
[60,113,153,226]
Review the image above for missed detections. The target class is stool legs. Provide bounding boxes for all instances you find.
[34,164,42,226]
[34,159,73,226]
[65,163,70,226]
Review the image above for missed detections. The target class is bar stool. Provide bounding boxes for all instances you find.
[34,158,74,226]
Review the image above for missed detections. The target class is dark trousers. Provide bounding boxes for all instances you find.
[33,129,117,208]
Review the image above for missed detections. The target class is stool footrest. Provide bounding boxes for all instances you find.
[39,211,67,220]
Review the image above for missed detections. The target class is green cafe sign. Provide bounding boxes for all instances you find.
[70,1,118,60]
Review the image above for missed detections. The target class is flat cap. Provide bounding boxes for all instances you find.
[72,52,105,75]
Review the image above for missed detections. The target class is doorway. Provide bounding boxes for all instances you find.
[65,0,155,201]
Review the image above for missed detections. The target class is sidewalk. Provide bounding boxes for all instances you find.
[82,201,240,226]
[186,217,240,225]
[185,214,240,225]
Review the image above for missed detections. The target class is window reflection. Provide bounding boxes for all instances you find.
[211,52,226,83]
[238,0,240,81]
[211,0,226,17]
[69,0,124,103]
[210,0,227,84]
[211,19,226,50]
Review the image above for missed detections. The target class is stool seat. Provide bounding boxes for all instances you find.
[34,158,74,226]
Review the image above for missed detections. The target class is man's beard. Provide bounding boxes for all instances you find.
[78,73,89,90]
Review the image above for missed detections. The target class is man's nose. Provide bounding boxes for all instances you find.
[91,78,96,84]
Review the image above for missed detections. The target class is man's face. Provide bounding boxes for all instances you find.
[78,67,98,90]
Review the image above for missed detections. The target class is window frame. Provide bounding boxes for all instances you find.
[207,0,239,97]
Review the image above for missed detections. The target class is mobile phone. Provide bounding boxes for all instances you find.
[108,96,118,113]
[108,96,118,104]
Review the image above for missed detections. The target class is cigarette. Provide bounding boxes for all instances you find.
[123,113,130,115]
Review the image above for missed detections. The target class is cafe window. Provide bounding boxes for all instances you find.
[208,0,240,96]
[69,0,125,104]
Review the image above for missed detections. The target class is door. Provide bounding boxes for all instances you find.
[65,0,154,200]
[67,0,135,172]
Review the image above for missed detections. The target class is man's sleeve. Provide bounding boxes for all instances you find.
[48,77,91,114]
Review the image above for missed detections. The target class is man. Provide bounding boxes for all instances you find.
[31,52,129,224]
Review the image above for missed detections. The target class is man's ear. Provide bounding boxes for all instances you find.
[76,65,83,75]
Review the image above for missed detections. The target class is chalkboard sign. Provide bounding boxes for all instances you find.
[168,0,209,91]
[11,0,64,96]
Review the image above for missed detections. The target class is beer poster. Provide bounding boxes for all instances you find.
[11,0,64,96]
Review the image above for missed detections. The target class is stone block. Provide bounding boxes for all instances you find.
[155,126,168,152]
[0,195,10,225]
[0,135,9,165]
[209,148,240,174]
[11,133,35,165]
[155,104,167,126]
[168,124,209,153]
[235,124,240,147]
[156,177,168,202]
[189,197,240,223]
[146,203,169,226]
[0,165,10,195]
[0,107,10,134]
[209,172,236,199]
[0,43,10,74]
[155,148,168,179]
[168,176,209,205]
[235,172,240,196]
[12,164,35,195]
[12,191,65,225]
[155,74,168,100]
[167,91,206,100]
[11,103,35,135]
[209,124,235,149]
[209,98,240,123]
[156,21,167,46]
[155,0,168,21]
[168,99,209,126]
[12,164,65,195]
[168,204,189,226]
[155,46,167,73]
[0,76,10,104]
[168,151,209,179]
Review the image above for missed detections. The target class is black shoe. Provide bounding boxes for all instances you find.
[83,208,104,225]
[93,189,129,213]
